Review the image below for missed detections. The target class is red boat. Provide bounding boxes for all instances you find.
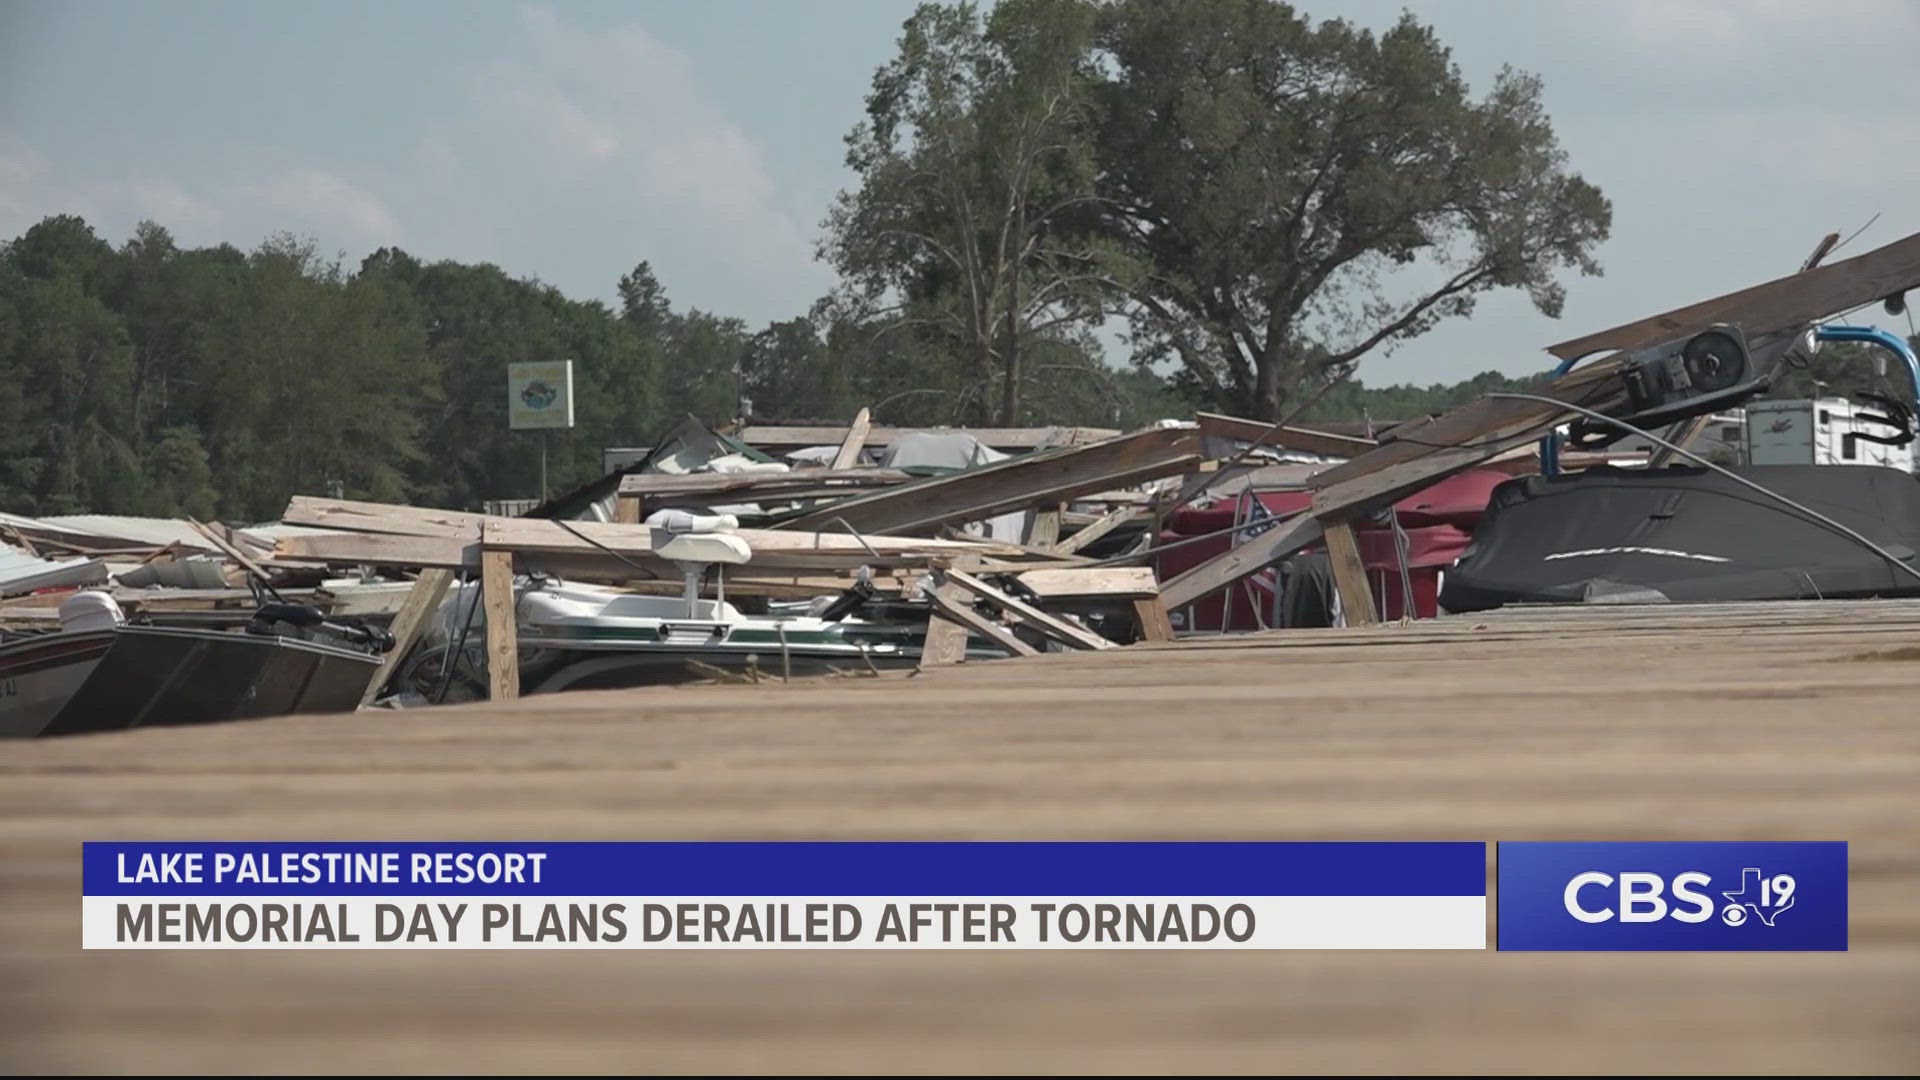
[1156,468,1509,630]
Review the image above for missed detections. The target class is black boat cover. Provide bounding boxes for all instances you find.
[1439,464,1920,611]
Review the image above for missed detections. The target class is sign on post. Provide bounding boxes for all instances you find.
[507,360,575,430]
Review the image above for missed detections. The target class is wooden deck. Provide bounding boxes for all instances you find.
[4,598,1918,1073]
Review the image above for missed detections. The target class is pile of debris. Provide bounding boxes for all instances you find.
[266,415,1214,703]
[0,511,414,629]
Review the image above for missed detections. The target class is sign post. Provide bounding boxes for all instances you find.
[507,360,575,499]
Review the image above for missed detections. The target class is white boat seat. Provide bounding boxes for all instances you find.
[655,532,752,566]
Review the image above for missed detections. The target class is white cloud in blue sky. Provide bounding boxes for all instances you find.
[1,0,1915,383]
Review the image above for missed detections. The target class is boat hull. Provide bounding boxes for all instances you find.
[0,630,116,738]
[40,626,381,737]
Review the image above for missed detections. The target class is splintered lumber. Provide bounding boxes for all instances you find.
[1548,227,1920,360]
[925,589,1037,657]
[1321,518,1378,626]
[778,426,1204,536]
[735,424,1118,452]
[1195,412,1378,459]
[940,568,1114,651]
[480,549,518,701]
[830,408,871,470]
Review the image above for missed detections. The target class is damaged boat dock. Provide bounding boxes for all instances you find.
[4,597,1917,1073]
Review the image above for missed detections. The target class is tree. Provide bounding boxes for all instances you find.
[1096,0,1611,418]
[823,0,1119,424]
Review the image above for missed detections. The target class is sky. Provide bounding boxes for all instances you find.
[2,0,1917,386]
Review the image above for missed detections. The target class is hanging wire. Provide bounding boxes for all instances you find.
[1825,212,1882,261]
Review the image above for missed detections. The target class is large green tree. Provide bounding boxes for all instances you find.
[823,0,1120,424]
[1096,0,1611,418]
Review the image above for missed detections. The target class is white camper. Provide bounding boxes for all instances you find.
[1745,397,1914,471]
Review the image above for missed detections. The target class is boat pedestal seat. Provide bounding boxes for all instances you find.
[653,533,752,567]
[646,518,754,616]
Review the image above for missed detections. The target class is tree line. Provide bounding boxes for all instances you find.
[0,0,1613,519]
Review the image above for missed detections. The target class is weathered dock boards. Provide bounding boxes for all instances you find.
[3,598,1918,1073]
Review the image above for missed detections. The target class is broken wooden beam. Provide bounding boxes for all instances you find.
[1052,506,1149,556]
[830,408,872,470]
[358,569,454,707]
[777,426,1204,536]
[1321,518,1378,627]
[925,589,1038,657]
[1549,227,1920,360]
[735,424,1119,452]
[1155,510,1323,613]
[918,580,972,667]
[1195,412,1378,459]
[1133,596,1176,643]
[940,568,1114,651]
[479,549,518,701]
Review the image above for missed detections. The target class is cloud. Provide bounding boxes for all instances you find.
[436,5,819,285]
[240,169,402,245]
[0,4,823,320]
[0,130,400,254]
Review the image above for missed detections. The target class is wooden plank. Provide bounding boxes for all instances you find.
[942,568,1115,651]
[282,495,489,539]
[918,582,971,667]
[736,424,1119,452]
[479,549,519,701]
[1321,517,1378,627]
[830,407,871,470]
[612,494,643,524]
[9,599,1920,1075]
[482,517,1049,572]
[1196,412,1378,458]
[357,569,454,707]
[925,588,1038,657]
[1548,227,1920,360]
[274,532,478,569]
[617,571,924,600]
[1014,566,1159,600]
[185,518,277,586]
[617,468,910,498]
[779,427,1204,536]
[1156,511,1324,611]
[1132,596,1175,642]
[1026,503,1063,549]
[1052,505,1146,555]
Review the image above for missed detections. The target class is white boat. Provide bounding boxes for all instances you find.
[387,511,1009,701]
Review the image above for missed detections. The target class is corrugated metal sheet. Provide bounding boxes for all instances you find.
[0,544,108,597]
[34,515,217,548]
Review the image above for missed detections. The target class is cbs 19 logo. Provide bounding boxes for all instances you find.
[1562,868,1797,927]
